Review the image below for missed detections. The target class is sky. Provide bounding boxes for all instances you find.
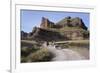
[20,9,90,33]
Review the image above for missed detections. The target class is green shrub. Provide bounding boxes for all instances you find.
[27,48,53,62]
[21,45,40,57]
[21,48,53,63]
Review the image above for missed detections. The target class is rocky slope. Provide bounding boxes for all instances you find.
[21,16,89,41]
[27,27,67,41]
[56,17,87,30]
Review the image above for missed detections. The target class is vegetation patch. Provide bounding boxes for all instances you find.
[21,47,53,63]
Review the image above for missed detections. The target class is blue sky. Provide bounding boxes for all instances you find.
[20,9,90,32]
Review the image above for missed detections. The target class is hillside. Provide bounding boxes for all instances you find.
[21,16,89,41]
[56,17,87,30]
[27,27,67,41]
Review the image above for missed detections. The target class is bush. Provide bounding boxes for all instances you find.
[21,48,53,63]
[21,45,40,57]
[27,48,53,62]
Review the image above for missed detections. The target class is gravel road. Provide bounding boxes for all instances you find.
[46,45,85,61]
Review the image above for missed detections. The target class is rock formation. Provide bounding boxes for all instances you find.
[40,17,87,30]
[27,27,67,41]
[56,16,87,30]
[21,16,89,41]
[40,17,62,29]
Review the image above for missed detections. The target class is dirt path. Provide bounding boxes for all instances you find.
[46,45,85,61]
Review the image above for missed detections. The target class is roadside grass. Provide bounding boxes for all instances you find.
[21,45,40,57]
[21,48,53,63]
[27,48,53,62]
[55,40,89,48]
[67,40,89,48]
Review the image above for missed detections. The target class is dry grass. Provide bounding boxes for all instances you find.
[21,48,53,63]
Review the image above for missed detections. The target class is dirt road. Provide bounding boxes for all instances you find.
[46,45,85,61]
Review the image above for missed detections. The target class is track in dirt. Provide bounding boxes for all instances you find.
[46,45,85,61]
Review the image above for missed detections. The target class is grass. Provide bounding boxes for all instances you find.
[67,40,89,48]
[21,40,54,63]
[27,48,53,62]
[21,45,40,57]
[55,40,89,45]
[21,48,53,63]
